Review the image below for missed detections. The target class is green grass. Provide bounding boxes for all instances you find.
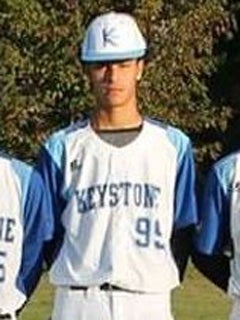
[19,265,231,320]
[173,265,231,320]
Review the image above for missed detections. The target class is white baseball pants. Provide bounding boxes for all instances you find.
[51,286,174,320]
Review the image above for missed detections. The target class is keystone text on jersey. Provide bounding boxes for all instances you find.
[0,217,15,242]
[75,182,161,214]
[0,217,16,282]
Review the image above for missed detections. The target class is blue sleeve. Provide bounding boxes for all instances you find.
[37,139,66,216]
[36,134,67,266]
[168,128,198,229]
[194,163,232,255]
[16,168,54,298]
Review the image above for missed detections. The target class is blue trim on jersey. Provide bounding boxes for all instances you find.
[37,131,67,213]
[195,155,235,254]
[37,133,67,267]
[167,126,198,228]
[144,118,198,229]
[12,161,54,298]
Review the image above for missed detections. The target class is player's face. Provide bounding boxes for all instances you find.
[85,59,144,110]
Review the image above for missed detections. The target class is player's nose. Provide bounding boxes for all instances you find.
[104,64,119,82]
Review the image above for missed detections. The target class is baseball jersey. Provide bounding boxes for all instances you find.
[0,154,53,315]
[38,116,197,293]
[194,151,240,297]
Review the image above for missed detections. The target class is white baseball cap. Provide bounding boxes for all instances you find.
[81,11,147,62]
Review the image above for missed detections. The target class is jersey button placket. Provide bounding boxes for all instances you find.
[110,151,126,283]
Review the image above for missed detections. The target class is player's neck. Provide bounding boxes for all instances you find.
[91,106,143,131]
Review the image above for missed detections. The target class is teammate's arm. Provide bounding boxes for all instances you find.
[192,167,231,291]
[36,138,66,267]
[17,169,54,301]
[171,225,196,282]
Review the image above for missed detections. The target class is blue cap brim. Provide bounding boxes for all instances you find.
[81,49,146,62]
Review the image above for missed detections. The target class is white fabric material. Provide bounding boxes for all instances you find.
[81,11,147,61]
[52,286,174,320]
[50,120,180,293]
[229,154,240,296]
[0,158,25,314]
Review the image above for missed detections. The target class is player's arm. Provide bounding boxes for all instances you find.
[192,167,231,292]
[16,169,54,302]
[36,136,67,268]
[171,225,196,282]
[170,135,198,281]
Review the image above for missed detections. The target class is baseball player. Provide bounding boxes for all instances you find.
[0,152,53,320]
[37,11,198,320]
[193,151,240,320]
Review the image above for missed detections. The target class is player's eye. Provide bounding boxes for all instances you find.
[91,62,106,70]
[119,60,132,68]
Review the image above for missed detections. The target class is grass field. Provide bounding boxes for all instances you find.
[19,265,231,320]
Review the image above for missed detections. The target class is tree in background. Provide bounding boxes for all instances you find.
[208,0,240,162]
[0,0,239,169]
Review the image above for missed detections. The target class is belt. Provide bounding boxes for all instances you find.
[0,315,11,320]
[70,283,123,291]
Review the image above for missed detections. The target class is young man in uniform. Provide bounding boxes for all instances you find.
[37,11,198,320]
[0,153,53,320]
[193,151,240,320]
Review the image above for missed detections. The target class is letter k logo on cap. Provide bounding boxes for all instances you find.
[102,27,119,47]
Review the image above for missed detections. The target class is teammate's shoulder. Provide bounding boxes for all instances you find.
[212,151,240,175]
[0,152,36,191]
[0,151,31,173]
[11,158,34,183]
[0,150,13,165]
[203,152,240,191]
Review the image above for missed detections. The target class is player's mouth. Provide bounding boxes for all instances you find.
[104,86,123,94]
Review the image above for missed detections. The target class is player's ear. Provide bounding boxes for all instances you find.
[136,59,144,81]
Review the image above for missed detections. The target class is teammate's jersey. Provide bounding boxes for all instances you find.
[194,151,240,297]
[0,154,53,315]
[38,117,197,293]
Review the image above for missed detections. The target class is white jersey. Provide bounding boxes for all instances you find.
[230,153,240,296]
[194,151,240,297]
[39,117,197,293]
[0,154,53,315]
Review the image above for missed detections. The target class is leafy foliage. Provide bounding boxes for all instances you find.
[0,0,239,168]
